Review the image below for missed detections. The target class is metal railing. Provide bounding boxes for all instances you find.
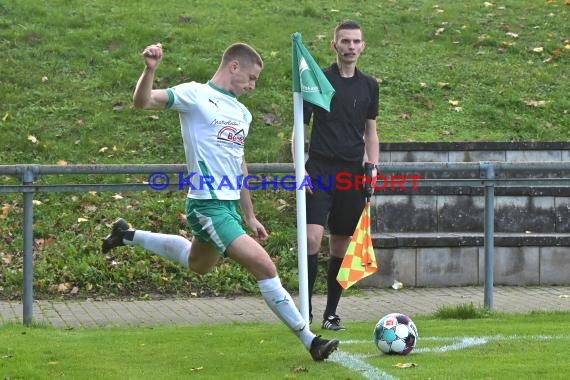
[3,161,570,325]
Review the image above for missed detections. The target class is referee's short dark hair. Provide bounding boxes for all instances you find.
[334,20,362,39]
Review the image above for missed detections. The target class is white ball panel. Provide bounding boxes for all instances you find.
[391,339,406,353]
[377,339,391,354]
[395,324,409,339]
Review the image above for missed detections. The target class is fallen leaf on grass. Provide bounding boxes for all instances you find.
[532,47,544,53]
[1,253,13,265]
[2,112,8,122]
[34,235,55,250]
[276,198,289,211]
[57,283,71,293]
[28,135,38,144]
[82,204,98,213]
[524,100,547,107]
[394,362,417,368]
[190,367,204,372]
[262,112,277,126]
[3,233,13,245]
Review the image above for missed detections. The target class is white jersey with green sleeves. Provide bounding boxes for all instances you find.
[165,81,251,200]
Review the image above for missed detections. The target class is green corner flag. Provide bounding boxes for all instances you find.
[292,32,335,112]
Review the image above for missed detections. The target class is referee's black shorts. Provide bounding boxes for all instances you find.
[305,157,366,236]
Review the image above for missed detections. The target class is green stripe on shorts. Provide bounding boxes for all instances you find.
[185,198,245,257]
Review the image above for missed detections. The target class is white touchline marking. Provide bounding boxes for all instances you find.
[333,335,570,379]
[414,337,488,353]
[329,351,398,380]
[341,334,570,347]
[340,339,375,345]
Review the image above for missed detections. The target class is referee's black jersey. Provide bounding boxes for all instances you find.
[304,63,379,164]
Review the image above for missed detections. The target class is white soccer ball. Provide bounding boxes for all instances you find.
[373,313,418,355]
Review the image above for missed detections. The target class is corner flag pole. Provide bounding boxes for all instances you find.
[293,91,310,323]
[292,32,335,323]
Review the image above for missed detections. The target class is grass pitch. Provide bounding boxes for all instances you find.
[1,311,569,379]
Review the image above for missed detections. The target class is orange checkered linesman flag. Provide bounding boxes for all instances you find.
[337,162,378,289]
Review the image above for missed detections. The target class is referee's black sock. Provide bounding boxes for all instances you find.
[307,254,319,320]
[324,256,344,318]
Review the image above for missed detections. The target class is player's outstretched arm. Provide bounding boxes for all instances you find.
[133,43,169,110]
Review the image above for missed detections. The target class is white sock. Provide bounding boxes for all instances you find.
[125,230,190,268]
[258,276,316,350]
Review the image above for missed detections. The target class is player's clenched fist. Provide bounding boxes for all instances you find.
[142,43,163,69]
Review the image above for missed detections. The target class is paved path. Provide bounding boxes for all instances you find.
[2,286,570,328]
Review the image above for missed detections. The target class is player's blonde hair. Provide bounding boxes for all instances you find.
[221,43,263,68]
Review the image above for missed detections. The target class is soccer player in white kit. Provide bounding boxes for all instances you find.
[102,42,338,361]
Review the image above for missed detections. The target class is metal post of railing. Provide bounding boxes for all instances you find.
[481,162,495,310]
[21,166,37,325]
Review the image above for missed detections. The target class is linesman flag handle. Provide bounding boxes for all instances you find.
[364,162,375,202]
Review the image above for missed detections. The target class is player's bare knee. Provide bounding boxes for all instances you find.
[255,258,277,279]
[258,267,277,280]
